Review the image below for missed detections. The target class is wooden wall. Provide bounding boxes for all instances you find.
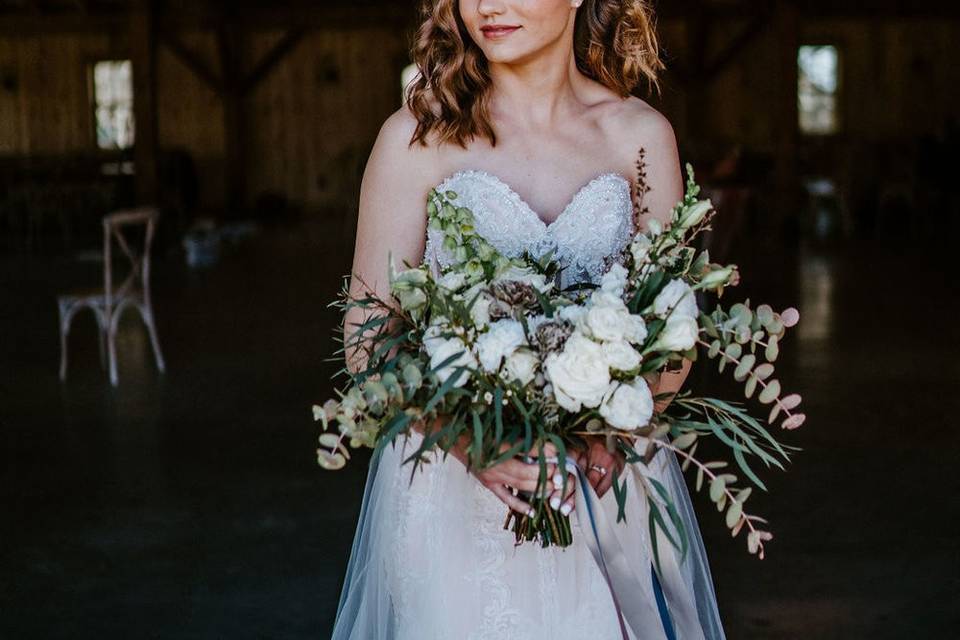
[0,15,957,212]
[658,17,960,152]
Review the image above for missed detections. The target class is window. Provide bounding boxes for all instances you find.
[92,60,135,150]
[798,45,840,135]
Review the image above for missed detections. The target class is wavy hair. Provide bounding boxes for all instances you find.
[405,0,664,148]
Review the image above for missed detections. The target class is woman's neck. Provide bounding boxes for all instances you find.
[486,39,588,129]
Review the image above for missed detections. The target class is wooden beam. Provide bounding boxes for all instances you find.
[130,0,159,204]
[773,0,800,220]
[240,28,305,96]
[158,29,222,93]
[702,9,774,80]
[217,20,247,215]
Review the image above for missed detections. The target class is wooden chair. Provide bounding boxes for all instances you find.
[57,207,166,386]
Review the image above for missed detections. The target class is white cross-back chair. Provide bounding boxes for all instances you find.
[57,206,166,386]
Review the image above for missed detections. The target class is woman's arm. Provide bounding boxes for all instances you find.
[633,107,689,414]
[344,108,438,374]
[585,104,691,496]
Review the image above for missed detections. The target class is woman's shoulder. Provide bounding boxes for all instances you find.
[598,96,676,150]
[367,105,444,186]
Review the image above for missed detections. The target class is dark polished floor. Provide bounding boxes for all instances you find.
[1,220,958,639]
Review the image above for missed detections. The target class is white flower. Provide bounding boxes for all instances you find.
[625,315,648,345]
[630,234,653,265]
[475,319,526,372]
[502,348,539,386]
[584,303,633,343]
[423,317,449,356]
[590,290,626,309]
[544,333,610,412]
[557,303,587,325]
[459,283,491,329]
[437,271,467,292]
[495,265,553,293]
[600,264,629,297]
[601,340,642,372]
[652,279,698,320]
[599,378,654,431]
[655,315,699,352]
[429,337,477,388]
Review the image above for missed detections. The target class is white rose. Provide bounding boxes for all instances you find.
[502,348,539,386]
[600,264,629,297]
[585,304,633,342]
[631,234,653,265]
[459,283,491,329]
[557,304,587,325]
[475,319,527,372]
[423,317,449,356]
[590,290,626,309]
[599,378,654,431]
[655,315,699,352]
[652,279,698,320]
[470,295,492,329]
[601,340,642,372]
[625,315,648,345]
[437,271,467,292]
[544,333,610,412]
[495,265,553,293]
[429,337,477,388]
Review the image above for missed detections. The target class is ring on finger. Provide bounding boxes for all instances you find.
[589,463,608,477]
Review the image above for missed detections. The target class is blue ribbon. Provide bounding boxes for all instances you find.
[652,564,678,640]
[569,457,678,640]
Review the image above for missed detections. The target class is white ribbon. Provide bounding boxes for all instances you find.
[566,457,706,640]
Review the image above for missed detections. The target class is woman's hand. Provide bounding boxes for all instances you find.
[456,440,576,516]
[581,436,626,498]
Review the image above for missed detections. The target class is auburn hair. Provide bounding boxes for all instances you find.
[405,0,663,148]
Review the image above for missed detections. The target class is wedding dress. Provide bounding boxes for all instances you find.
[331,169,725,640]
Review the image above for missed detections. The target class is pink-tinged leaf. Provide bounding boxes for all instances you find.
[732,517,746,537]
[754,363,775,380]
[768,403,782,424]
[781,307,800,327]
[781,393,802,410]
[782,413,806,430]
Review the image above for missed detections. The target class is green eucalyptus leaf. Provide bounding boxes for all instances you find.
[765,335,780,362]
[734,354,756,381]
[758,379,781,405]
[744,375,758,398]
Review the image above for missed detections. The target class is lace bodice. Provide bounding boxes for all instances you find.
[424,170,635,289]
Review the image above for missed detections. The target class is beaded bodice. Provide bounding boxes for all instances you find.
[424,169,635,289]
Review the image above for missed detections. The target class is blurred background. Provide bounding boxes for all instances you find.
[1,0,958,638]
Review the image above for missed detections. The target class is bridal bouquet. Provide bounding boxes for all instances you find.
[315,165,804,561]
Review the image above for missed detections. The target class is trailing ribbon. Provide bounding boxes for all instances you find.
[565,457,705,640]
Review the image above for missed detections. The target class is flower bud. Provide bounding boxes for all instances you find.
[679,200,713,229]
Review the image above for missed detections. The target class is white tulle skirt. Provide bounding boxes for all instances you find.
[331,432,725,640]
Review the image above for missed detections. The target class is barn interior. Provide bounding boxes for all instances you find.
[1,0,958,638]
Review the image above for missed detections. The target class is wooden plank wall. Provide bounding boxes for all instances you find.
[659,18,960,152]
[0,18,957,210]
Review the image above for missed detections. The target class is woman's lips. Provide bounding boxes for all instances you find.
[480,25,521,40]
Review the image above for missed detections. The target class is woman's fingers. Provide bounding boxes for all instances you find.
[490,483,534,517]
[595,468,615,497]
[547,472,577,515]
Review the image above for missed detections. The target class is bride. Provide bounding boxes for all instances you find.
[332,1,724,638]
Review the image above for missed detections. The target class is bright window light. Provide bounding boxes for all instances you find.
[92,60,135,150]
[798,45,840,135]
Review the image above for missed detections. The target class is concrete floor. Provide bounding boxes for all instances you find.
[1,221,958,639]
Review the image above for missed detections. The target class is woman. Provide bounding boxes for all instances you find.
[333,1,724,638]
